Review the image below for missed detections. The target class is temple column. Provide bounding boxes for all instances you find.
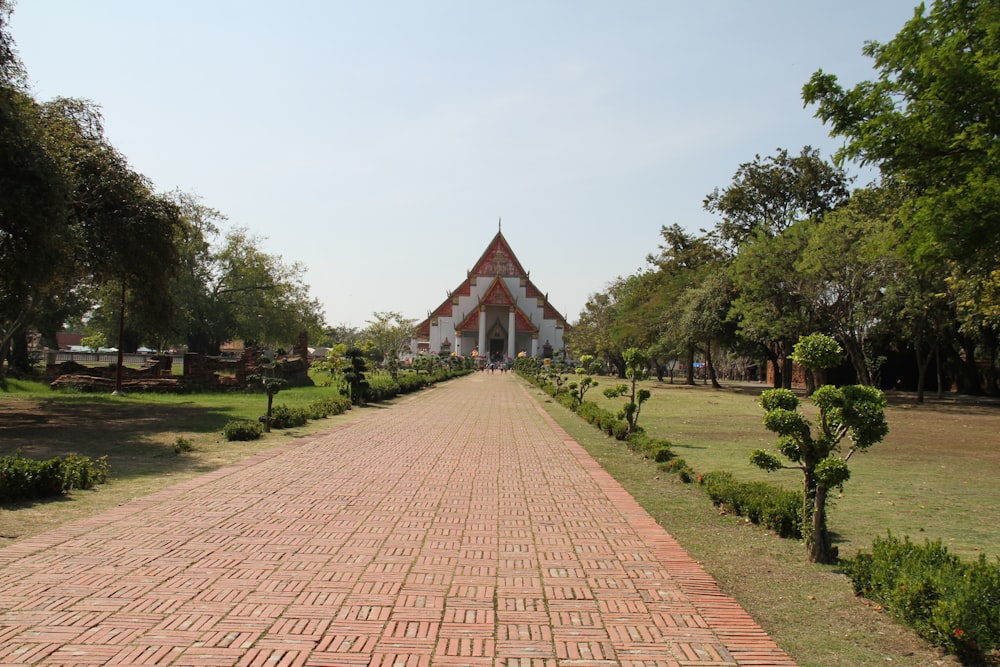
[531,335,538,357]
[478,307,486,357]
[454,332,461,356]
[507,308,516,359]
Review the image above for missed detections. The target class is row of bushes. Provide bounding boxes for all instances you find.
[1,452,110,503]
[223,369,473,442]
[700,471,804,539]
[366,368,474,403]
[846,533,1000,662]
[223,394,355,441]
[575,400,631,440]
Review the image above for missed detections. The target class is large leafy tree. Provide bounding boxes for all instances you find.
[0,89,70,379]
[567,284,626,377]
[704,146,851,252]
[0,4,72,379]
[363,311,416,371]
[796,186,906,386]
[706,147,850,388]
[728,223,820,388]
[803,0,1000,276]
[646,224,725,385]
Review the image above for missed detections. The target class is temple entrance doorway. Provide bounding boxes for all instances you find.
[489,338,505,362]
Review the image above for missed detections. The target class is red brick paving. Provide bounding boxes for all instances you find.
[0,374,796,666]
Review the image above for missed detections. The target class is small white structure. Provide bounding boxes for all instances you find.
[410,229,571,363]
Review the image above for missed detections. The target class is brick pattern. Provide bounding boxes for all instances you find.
[0,374,796,666]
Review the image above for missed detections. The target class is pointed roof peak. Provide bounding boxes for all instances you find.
[471,227,527,278]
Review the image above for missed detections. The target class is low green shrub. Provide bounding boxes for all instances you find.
[845,533,1000,662]
[396,372,428,394]
[268,404,309,429]
[304,395,352,419]
[626,432,674,459]
[700,471,803,538]
[366,374,402,402]
[576,401,605,424]
[554,390,577,411]
[653,447,672,463]
[223,419,263,441]
[657,457,695,483]
[172,437,194,454]
[0,452,109,502]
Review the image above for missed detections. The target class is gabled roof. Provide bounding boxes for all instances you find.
[470,231,528,278]
[480,275,517,307]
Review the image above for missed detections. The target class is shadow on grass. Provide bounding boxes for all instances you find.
[0,399,244,480]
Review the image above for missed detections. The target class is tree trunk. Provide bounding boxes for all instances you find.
[956,333,983,395]
[759,343,780,388]
[265,392,274,432]
[685,344,696,385]
[706,339,721,389]
[780,339,795,389]
[935,344,944,399]
[807,484,836,564]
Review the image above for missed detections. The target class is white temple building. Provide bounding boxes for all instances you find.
[410,230,571,363]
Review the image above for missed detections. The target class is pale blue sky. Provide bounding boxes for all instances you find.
[10,1,918,329]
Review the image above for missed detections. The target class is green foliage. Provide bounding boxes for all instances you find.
[303,395,352,419]
[603,384,627,399]
[172,437,194,454]
[803,0,1000,271]
[0,451,109,502]
[846,533,1000,662]
[754,384,889,563]
[343,346,370,405]
[366,373,401,402]
[700,471,804,539]
[749,449,783,472]
[267,404,308,429]
[222,419,263,441]
[657,457,695,483]
[790,333,843,371]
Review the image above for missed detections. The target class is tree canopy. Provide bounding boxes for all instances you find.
[803,0,1000,270]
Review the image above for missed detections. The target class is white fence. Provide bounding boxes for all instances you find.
[48,351,185,366]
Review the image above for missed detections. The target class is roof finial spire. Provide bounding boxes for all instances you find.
[498,216,502,232]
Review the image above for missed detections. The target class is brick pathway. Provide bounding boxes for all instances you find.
[0,373,796,666]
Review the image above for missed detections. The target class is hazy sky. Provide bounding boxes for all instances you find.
[10,1,918,329]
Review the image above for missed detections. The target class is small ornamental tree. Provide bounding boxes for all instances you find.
[248,356,287,433]
[342,346,369,406]
[567,354,599,408]
[603,347,651,434]
[750,384,888,563]
[789,332,844,395]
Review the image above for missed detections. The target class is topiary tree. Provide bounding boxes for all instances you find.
[603,347,651,434]
[750,384,888,563]
[247,355,287,433]
[342,346,369,406]
[789,332,844,395]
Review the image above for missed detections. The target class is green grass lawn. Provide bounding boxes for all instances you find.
[584,378,1000,560]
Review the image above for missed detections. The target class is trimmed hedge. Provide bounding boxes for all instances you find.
[223,419,263,441]
[700,471,803,538]
[0,452,109,502]
[268,405,309,429]
[846,533,1000,662]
